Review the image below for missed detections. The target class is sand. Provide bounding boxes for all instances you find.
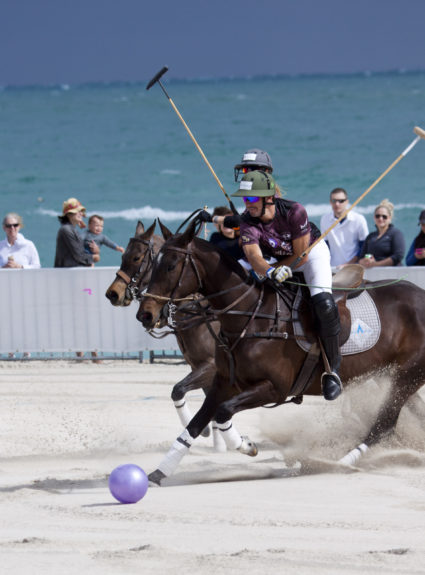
[1,360,425,575]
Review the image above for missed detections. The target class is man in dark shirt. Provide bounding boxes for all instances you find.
[208,206,244,261]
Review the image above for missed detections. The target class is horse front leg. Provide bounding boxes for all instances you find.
[148,383,222,486]
[214,380,280,457]
[171,365,232,451]
[171,363,215,437]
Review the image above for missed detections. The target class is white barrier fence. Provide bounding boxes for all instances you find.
[0,267,180,354]
[0,266,424,354]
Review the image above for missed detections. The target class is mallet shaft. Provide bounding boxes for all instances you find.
[146,66,237,213]
[291,126,425,269]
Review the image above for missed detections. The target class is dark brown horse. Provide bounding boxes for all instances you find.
[139,220,425,485]
[105,221,254,452]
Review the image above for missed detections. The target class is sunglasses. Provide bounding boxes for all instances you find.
[5,223,19,228]
[243,196,261,203]
[374,214,388,220]
[331,198,347,204]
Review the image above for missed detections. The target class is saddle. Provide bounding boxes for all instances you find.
[296,263,365,349]
[288,264,366,399]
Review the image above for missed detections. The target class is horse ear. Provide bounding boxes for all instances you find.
[158,219,173,240]
[179,219,198,245]
[135,221,145,237]
[142,220,156,241]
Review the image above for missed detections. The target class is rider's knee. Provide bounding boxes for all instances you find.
[312,292,340,335]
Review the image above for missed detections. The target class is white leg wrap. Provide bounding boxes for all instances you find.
[212,423,227,452]
[174,399,193,427]
[157,429,194,477]
[216,419,242,450]
[338,443,369,466]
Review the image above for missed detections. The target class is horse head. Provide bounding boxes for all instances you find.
[137,219,203,329]
[105,220,162,306]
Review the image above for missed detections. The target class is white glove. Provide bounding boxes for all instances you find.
[266,265,293,284]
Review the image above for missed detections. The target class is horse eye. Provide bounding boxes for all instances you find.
[167,263,176,272]
[133,256,141,262]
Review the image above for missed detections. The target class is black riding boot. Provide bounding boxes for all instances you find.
[311,292,343,401]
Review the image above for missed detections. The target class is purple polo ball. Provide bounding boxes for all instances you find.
[108,464,149,504]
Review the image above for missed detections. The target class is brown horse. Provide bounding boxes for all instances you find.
[139,220,425,485]
[105,221,254,452]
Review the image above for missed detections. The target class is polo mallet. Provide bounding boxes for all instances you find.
[291,125,425,269]
[146,66,238,214]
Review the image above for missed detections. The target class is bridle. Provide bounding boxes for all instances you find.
[144,243,262,325]
[144,245,204,304]
[115,237,157,301]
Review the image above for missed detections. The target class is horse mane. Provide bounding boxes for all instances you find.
[165,224,248,282]
[193,236,248,281]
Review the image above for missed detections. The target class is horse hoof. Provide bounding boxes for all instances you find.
[148,469,166,486]
[201,425,211,438]
[238,436,258,457]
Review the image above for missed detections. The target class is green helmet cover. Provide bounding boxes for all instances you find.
[232,170,276,197]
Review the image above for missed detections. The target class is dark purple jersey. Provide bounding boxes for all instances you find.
[239,198,316,259]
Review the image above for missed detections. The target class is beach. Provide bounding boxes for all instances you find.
[1,360,425,573]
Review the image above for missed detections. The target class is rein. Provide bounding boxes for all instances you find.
[115,237,156,301]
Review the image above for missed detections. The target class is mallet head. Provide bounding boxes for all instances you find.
[146,66,169,90]
[414,126,425,139]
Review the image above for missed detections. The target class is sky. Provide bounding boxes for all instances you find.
[1,0,425,86]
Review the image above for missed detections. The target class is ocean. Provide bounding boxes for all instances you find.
[1,71,424,267]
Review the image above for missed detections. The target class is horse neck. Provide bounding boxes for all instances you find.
[193,241,258,313]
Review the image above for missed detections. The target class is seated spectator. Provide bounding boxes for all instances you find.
[82,214,124,257]
[0,213,41,269]
[405,209,425,266]
[209,206,244,260]
[320,187,369,266]
[358,199,405,267]
[54,198,100,268]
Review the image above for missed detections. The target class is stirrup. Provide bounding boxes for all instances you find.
[321,371,343,401]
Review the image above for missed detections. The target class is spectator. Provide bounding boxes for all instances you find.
[320,187,369,266]
[82,214,124,258]
[54,198,100,268]
[54,198,100,363]
[358,199,405,268]
[0,213,41,269]
[209,206,244,260]
[405,209,425,266]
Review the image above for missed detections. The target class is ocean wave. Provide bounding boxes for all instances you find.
[38,202,425,223]
[37,206,192,222]
[160,169,181,175]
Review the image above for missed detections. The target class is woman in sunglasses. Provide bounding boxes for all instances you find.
[358,199,405,268]
[0,213,41,269]
[232,170,342,401]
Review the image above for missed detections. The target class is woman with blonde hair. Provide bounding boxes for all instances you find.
[0,212,40,269]
[358,199,405,267]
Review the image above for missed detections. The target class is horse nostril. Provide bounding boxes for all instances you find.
[137,310,152,326]
[106,290,118,305]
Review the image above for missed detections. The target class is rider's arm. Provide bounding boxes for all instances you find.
[242,243,271,275]
[276,235,310,269]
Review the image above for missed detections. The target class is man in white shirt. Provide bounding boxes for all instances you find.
[320,188,369,267]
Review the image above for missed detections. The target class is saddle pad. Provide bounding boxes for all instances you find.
[293,289,381,356]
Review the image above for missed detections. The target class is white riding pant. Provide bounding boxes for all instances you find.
[238,239,332,297]
[297,240,332,297]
